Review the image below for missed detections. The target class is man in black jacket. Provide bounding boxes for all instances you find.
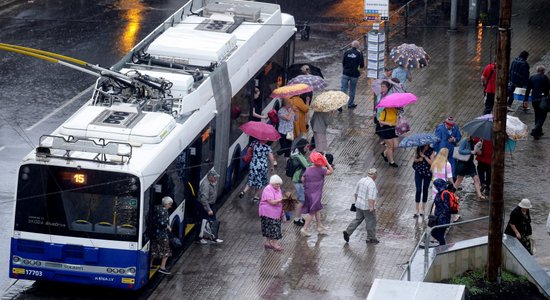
[526,65,550,139]
[507,51,530,111]
[340,40,364,111]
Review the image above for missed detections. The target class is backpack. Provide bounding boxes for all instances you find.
[442,190,459,214]
[285,157,300,178]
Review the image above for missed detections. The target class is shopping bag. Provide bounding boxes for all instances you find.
[169,232,182,249]
[200,219,220,240]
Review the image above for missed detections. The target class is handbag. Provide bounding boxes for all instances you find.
[395,114,410,136]
[428,214,438,227]
[242,145,253,164]
[286,131,294,141]
[350,203,357,212]
[453,140,471,162]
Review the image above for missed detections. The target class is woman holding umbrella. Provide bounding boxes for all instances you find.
[412,144,435,218]
[379,105,400,168]
[239,140,276,201]
[238,121,280,201]
[300,151,334,237]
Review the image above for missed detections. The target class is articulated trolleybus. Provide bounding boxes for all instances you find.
[10,0,295,289]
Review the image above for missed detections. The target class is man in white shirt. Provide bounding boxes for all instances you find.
[343,168,379,244]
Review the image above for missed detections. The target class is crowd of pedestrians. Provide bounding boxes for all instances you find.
[192,43,550,258]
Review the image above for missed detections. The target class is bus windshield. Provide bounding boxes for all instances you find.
[15,164,140,242]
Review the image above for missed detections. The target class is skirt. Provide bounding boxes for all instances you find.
[379,125,397,140]
[260,216,282,240]
[455,160,477,177]
[151,238,172,259]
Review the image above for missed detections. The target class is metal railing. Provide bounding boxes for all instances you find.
[403,215,489,281]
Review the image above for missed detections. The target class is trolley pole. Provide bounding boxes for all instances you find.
[487,0,511,283]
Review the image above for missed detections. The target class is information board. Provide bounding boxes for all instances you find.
[364,0,389,21]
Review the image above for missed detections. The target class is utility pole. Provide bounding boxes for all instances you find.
[487,0,511,283]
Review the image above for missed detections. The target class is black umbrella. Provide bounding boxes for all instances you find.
[287,63,324,80]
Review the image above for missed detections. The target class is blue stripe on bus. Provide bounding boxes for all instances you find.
[10,238,149,290]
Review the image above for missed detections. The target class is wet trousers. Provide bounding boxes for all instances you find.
[341,75,358,106]
[345,208,377,240]
[483,92,495,115]
[431,227,446,246]
[414,173,431,203]
[532,99,548,136]
[477,162,491,187]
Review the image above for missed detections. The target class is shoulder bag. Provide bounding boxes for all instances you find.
[453,140,471,161]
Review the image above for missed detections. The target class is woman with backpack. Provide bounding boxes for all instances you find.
[288,138,311,226]
[431,179,452,246]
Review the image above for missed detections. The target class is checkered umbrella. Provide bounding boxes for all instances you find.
[390,43,430,69]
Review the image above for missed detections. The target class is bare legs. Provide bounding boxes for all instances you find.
[454,175,485,199]
[383,138,399,165]
[301,211,327,235]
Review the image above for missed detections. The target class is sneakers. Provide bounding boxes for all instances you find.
[343,231,350,243]
[413,214,419,219]
[389,162,399,168]
[214,238,224,243]
[300,228,311,237]
[198,239,209,244]
[158,268,172,275]
[318,227,329,235]
[238,191,245,199]
[348,104,357,109]
[293,218,305,226]
[337,107,343,113]
[381,152,388,162]
[366,238,380,244]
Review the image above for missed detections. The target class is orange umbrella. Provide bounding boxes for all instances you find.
[270,83,313,98]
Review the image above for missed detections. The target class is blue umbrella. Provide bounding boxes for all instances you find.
[398,133,440,148]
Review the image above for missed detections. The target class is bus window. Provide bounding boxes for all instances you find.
[14,165,140,242]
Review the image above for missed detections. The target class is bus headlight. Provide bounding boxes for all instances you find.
[12,256,21,263]
[127,267,136,275]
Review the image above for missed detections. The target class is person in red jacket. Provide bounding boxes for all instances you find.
[473,138,493,196]
[481,62,496,114]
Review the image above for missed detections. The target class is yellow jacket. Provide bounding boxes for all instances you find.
[291,96,309,136]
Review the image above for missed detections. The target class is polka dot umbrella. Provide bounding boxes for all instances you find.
[390,43,430,69]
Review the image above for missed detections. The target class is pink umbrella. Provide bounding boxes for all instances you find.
[375,92,418,108]
[239,121,280,141]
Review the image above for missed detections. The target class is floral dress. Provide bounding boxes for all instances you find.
[150,205,172,259]
[247,141,272,189]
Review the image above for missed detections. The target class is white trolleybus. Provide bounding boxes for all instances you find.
[9,0,296,290]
